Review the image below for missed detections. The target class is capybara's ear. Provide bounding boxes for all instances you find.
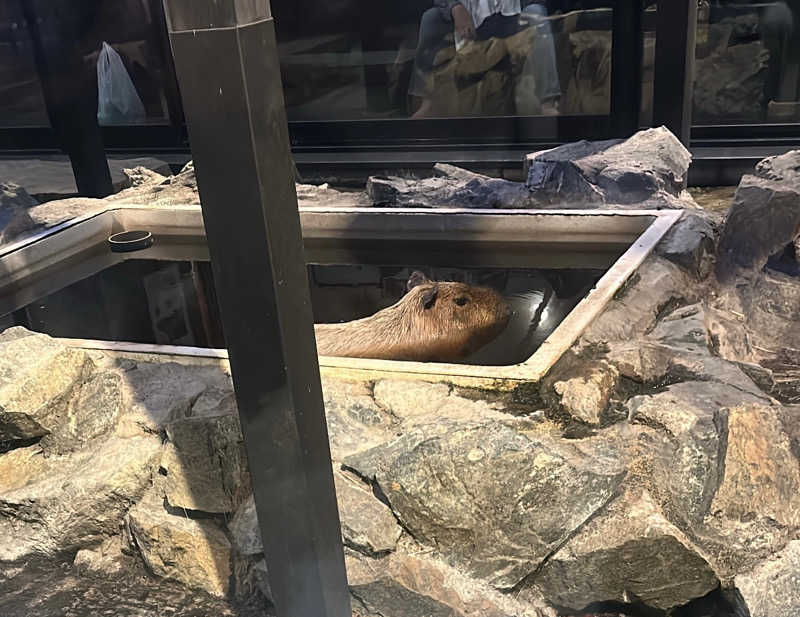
[421,284,439,309]
[407,270,432,291]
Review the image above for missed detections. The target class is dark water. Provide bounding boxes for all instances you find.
[0,558,272,617]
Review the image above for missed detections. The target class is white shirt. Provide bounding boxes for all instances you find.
[461,0,521,29]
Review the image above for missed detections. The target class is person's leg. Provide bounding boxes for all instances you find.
[409,7,454,104]
[761,2,794,106]
[522,3,562,108]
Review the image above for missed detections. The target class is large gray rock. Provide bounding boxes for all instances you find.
[335,471,402,555]
[367,164,535,209]
[580,256,701,346]
[525,127,693,209]
[734,540,800,617]
[627,381,762,529]
[716,151,800,283]
[0,434,161,560]
[346,549,545,617]
[126,488,232,597]
[321,378,396,460]
[0,328,93,446]
[694,41,768,123]
[116,361,232,435]
[655,212,716,278]
[227,470,402,557]
[160,414,250,514]
[532,489,718,611]
[344,417,626,589]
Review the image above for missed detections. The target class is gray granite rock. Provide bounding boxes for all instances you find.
[655,212,716,277]
[344,417,626,589]
[0,328,93,446]
[734,540,800,617]
[525,127,693,209]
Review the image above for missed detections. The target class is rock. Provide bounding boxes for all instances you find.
[295,182,370,208]
[655,212,716,278]
[708,270,800,369]
[775,405,800,464]
[716,174,800,284]
[117,362,230,434]
[228,495,262,556]
[367,164,535,210]
[0,434,161,561]
[343,417,625,589]
[694,41,768,123]
[532,489,718,611]
[160,414,250,513]
[627,381,763,529]
[126,489,232,597]
[0,328,93,446]
[544,354,619,425]
[607,303,768,400]
[321,378,396,460]
[346,549,542,617]
[43,370,125,454]
[73,536,132,576]
[373,380,451,420]
[525,127,693,209]
[707,404,800,567]
[334,471,402,555]
[580,256,701,345]
[227,471,402,557]
[734,540,800,617]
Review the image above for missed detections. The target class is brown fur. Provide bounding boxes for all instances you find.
[315,273,511,362]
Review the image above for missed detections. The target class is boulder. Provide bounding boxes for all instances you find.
[126,489,232,597]
[0,434,161,561]
[580,256,701,345]
[367,164,535,210]
[694,41,768,123]
[373,380,452,420]
[542,353,619,426]
[532,489,718,611]
[321,378,396,461]
[116,361,231,435]
[0,328,93,446]
[334,471,402,555]
[43,370,125,454]
[716,150,800,283]
[655,212,716,278]
[734,540,800,617]
[160,414,250,513]
[227,470,402,557]
[346,549,541,617]
[73,536,133,576]
[525,127,693,209]
[343,417,626,589]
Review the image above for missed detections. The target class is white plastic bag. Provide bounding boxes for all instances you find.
[96,41,146,125]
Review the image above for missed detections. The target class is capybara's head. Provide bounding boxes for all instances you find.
[402,271,512,361]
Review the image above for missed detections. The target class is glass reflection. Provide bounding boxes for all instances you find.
[694,0,800,124]
[274,1,614,120]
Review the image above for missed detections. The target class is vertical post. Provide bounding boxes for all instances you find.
[161,2,351,616]
[611,0,644,138]
[653,0,697,145]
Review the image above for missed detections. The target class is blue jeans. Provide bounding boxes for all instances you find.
[409,5,561,104]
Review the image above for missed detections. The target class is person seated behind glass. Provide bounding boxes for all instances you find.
[409,0,562,118]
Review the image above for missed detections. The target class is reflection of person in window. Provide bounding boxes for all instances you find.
[761,1,800,117]
[409,1,562,118]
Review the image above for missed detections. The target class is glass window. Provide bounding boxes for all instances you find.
[1,0,175,128]
[0,1,49,127]
[694,0,800,125]
[273,0,614,120]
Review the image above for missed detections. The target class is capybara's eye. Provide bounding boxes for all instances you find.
[455,297,469,307]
